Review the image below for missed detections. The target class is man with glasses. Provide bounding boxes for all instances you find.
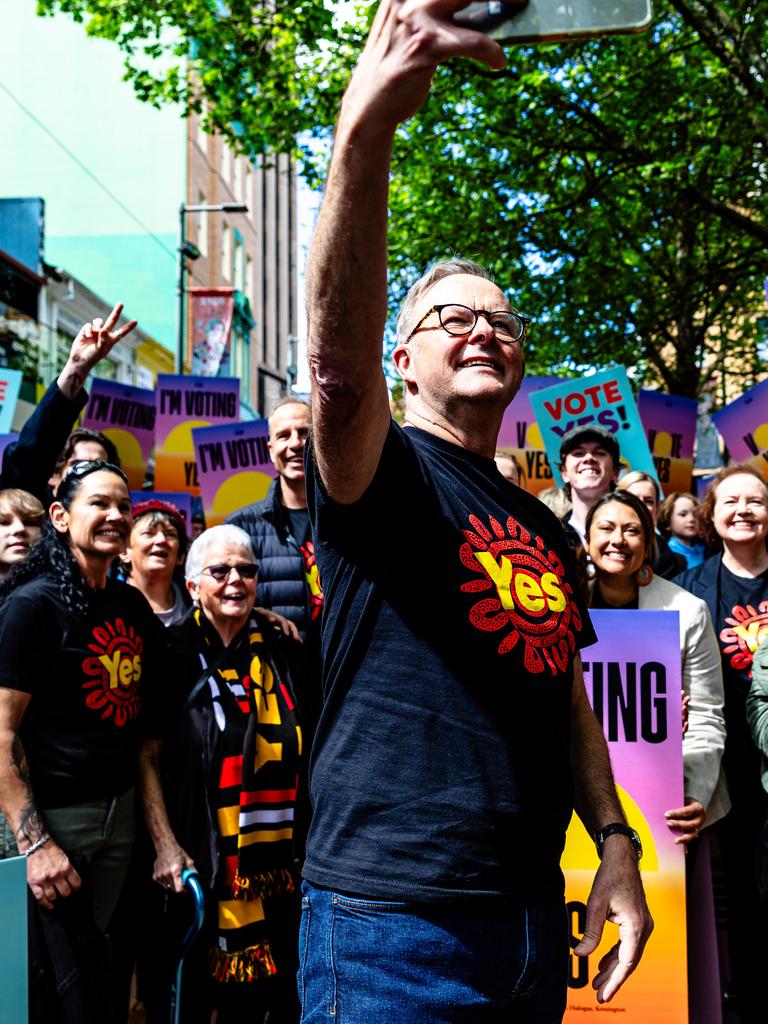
[299,1,652,1021]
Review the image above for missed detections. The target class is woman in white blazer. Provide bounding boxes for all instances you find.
[584,489,729,838]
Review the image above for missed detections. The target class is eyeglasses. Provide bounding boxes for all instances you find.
[404,303,530,344]
[65,460,129,485]
[201,562,259,582]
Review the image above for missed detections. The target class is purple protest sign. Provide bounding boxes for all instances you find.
[83,379,156,489]
[192,419,276,527]
[154,375,240,495]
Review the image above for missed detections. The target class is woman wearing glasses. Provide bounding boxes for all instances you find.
[139,524,308,1024]
[0,460,168,1006]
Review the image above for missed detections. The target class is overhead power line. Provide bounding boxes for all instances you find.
[0,77,177,262]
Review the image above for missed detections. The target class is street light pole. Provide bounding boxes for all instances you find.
[176,201,248,374]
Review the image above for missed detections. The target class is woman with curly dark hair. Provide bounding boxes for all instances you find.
[674,463,768,1024]
[0,460,167,1001]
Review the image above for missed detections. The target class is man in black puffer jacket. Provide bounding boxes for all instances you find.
[228,398,323,648]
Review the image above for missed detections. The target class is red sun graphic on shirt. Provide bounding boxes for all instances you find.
[719,601,768,678]
[81,618,143,727]
[459,512,583,675]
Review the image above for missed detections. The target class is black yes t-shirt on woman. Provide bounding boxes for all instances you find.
[0,576,165,808]
[305,422,595,903]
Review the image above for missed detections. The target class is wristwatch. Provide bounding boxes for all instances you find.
[594,823,643,861]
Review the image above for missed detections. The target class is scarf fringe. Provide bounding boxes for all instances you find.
[232,867,295,901]
[209,941,278,983]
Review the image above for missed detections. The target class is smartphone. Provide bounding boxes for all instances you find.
[453,0,653,43]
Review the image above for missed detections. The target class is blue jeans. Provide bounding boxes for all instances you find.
[298,881,568,1023]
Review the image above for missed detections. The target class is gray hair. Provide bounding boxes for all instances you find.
[395,258,495,346]
[185,524,255,584]
[269,395,311,425]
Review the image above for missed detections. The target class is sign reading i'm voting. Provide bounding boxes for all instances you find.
[529,367,657,488]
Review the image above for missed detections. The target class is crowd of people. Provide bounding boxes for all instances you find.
[0,2,767,1023]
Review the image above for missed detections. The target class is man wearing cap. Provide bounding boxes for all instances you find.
[558,425,621,553]
[298,1,652,1020]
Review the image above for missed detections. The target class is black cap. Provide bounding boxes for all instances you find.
[559,425,620,465]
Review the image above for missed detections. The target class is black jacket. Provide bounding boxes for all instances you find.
[0,380,87,504]
[227,478,311,640]
[673,553,722,623]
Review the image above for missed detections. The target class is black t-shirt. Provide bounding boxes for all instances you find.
[715,561,768,792]
[305,421,596,903]
[0,575,167,808]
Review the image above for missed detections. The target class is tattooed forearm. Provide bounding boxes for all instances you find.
[10,734,30,784]
[58,368,85,398]
[9,734,43,844]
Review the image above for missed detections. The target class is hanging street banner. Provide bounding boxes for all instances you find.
[189,288,235,378]
[192,419,276,528]
[0,367,23,434]
[154,375,240,495]
[83,379,156,490]
[530,367,658,489]
[497,376,558,495]
[130,491,194,534]
[562,609,687,1023]
[637,390,697,497]
[712,378,768,481]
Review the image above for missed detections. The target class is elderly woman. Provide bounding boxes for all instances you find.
[0,488,45,577]
[140,524,307,1024]
[674,464,768,1024]
[0,460,167,1015]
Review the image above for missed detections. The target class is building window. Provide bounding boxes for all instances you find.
[221,223,232,281]
[197,192,208,258]
[234,232,245,293]
[221,142,232,185]
[241,328,251,406]
[196,111,208,153]
[245,255,254,307]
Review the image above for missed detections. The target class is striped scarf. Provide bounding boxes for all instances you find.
[192,609,302,983]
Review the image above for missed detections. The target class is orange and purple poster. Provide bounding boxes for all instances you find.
[562,610,687,1023]
[497,376,558,495]
[83,379,156,489]
[154,375,239,495]
[712,378,768,482]
[192,419,276,527]
[637,390,697,497]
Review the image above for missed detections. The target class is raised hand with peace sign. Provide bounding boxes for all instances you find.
[57,302,138,400]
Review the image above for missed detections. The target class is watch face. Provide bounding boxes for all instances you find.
[596,824,642,859]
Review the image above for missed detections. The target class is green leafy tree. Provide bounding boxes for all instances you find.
[37,0,768,397]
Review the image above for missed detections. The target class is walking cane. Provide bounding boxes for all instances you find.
[169,868,206,1024]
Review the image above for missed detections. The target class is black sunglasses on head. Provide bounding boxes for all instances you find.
[65,459,128,485]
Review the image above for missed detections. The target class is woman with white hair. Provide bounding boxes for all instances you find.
[139,524,308,1023]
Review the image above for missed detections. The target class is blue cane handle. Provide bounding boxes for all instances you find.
[171,869,206,1024]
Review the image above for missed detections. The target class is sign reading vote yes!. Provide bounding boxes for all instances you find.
[530,367,657,488]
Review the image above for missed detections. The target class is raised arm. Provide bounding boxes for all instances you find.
[570,655,653,1003]
[306,0,504,503]
[0,303,137,499]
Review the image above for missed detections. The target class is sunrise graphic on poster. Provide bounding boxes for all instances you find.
[154,375,239,495]
[496,376,558,495]
[192,419,276,527]
[637,390,697,497]
[712,378,768,482]
[562,610,687,1024]
[83,379,156,490]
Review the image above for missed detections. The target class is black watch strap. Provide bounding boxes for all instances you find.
[594,823,642,861]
